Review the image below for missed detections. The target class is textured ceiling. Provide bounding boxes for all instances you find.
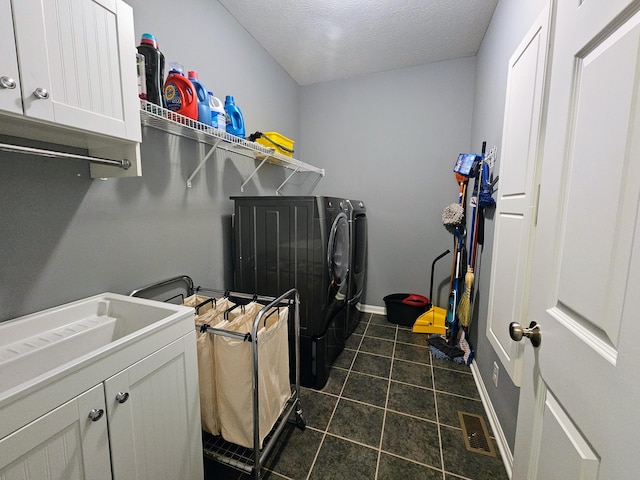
[219,0,499,86]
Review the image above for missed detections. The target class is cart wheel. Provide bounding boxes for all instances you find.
[295,410,306,430]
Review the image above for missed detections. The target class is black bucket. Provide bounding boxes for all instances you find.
[383,293,430,326]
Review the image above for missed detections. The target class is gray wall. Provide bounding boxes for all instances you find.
[0,0,311,321]
[469,0,549,452]
[300,57,477,309]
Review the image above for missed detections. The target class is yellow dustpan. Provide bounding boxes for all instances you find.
[412,249,451,334]
[413,305,447,334]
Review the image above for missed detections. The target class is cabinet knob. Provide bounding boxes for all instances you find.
[115,391,130,404]
[0,76,16,89]
[88,408,104,422]
[33,87,50,99]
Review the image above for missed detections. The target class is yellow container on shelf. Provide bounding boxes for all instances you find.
[254,132,295,157]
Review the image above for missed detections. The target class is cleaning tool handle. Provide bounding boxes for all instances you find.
[430,249,451,300]
[467,141,486,268]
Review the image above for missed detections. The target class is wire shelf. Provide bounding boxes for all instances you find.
[139,100,324,175]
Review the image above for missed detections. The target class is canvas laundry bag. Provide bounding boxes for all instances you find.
[183,293,215,315]
[223,301,265,322]
[186,295,235,435]
[195,310,227,435]
[191,298,267,435]
[184,293,235,317]
[215,306,291,448]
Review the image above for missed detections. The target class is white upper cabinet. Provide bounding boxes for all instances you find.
[0,0,21,115]
[1,0,141,177]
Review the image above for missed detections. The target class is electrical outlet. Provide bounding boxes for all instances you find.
[492,362,499,387]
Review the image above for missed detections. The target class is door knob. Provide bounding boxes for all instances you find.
[509,321,542,347]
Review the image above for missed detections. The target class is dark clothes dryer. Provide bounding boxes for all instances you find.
[232,196,351,389]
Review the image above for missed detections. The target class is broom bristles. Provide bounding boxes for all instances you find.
[457,268,474,327]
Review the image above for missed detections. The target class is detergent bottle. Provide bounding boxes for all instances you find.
[224,95,245,138]
[163,63,198,120]
[208,92,225,130]
[136,33,165,107]
[187,71,211,126]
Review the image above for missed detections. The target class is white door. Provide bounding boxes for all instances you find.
[486,4,550,387]
[105,334,203,480]
[0,384,112,479]
[512,1,640,478]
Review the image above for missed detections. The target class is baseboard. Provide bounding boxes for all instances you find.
[470,361,514,479]
[356,303,386,316]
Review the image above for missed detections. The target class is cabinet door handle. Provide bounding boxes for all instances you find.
[88,408,104,422]
[0,76,16,89]
[33,87,50,99]
[115,391,130,404]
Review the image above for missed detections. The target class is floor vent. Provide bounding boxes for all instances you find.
[458,411,496,457]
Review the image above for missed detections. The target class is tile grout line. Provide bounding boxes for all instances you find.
[374,322,397,480]
[304,313,371,480]
[430,344,447,480]
[335,363,478,402]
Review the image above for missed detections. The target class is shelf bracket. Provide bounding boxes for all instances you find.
[240,155,271,192]
[275,166,301,195]
[186,140,221,188]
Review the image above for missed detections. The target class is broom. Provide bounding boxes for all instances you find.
[457,220,476,327]
[457,143,485,327]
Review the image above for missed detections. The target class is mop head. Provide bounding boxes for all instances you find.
[428,335,466,364]
[459,330,475,365]
[442,203,464,226]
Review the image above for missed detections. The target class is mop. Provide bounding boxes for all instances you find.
[442,174,467,230]
[428,334,466,364]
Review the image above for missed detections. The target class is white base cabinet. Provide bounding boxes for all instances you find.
[0,332,202,480]
[0,384,112,480]
[0,0,141,177]
[0,293,204,480]
[106,333,202,480]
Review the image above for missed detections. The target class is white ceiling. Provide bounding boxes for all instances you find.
[218,0,499,86]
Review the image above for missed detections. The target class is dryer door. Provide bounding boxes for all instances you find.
[327,211,350,291]
[349,212,367,304]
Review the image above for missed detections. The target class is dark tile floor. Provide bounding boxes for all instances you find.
[204,313,509,480]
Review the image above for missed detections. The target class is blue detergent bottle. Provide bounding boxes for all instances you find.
[224,95,245,138]
[187,71,211,126]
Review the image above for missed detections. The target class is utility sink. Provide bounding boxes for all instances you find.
[0,293,194,397]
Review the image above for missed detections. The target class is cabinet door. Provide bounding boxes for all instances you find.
[11,0,140,142]
[0,0,22,115]
[105,332,203,480]
[0,384,112,480]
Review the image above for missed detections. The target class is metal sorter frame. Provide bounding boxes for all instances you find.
[130,275,305,479]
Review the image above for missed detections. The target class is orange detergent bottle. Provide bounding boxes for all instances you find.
[163,65,198,121]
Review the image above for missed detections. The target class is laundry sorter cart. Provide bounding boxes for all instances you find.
[129,275,305,479]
